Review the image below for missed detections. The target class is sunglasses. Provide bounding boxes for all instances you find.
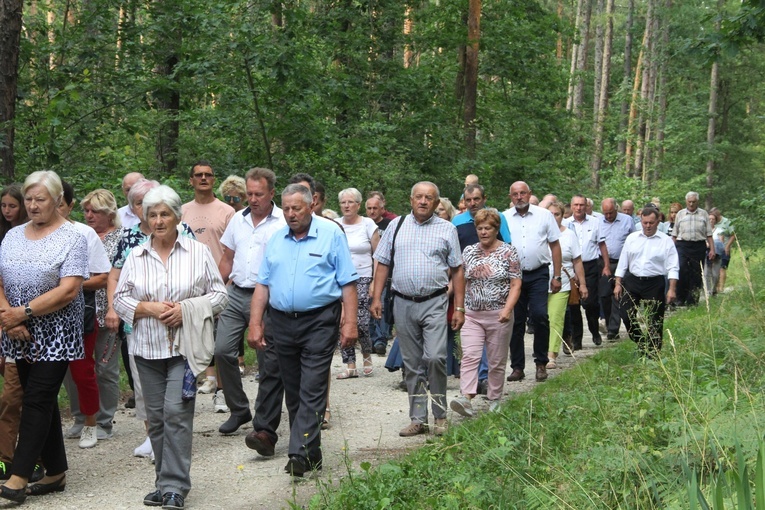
[224,195,242,203]
[193,172,214,179]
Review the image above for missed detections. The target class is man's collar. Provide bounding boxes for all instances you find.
[409,212,436,225]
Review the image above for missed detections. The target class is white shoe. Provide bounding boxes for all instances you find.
[198,379,217,394]
[450,395,475,418]
[134,437,153,458]
[239,365,245,376]
[79,426,98,449]
[213,391,230,413]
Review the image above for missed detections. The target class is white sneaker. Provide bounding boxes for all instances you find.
[65,424,83,439]
[198,379,217,394]
[450,395,475,418]
[79,426,98,448]
[134,437,153,458]
[488,400,501,413]
[213,391,229,413]
[239,365,245,376]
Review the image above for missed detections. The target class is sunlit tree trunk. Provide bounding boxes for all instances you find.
[705,0,723,209]
[618,0,634,158]
[633,0,655,180]
[0,0,22,180]
[654,0,671,181]
[464,0,481,156]
[591,0,614,188]
[592,0,605,123]
[570,0,592,116]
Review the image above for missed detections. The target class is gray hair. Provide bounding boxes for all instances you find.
[142,185,183,221]
[23,170,63,204]
[282,184,312,206]
[686,191,699,201]
[128,179,160,210]
[338,187,362,204]
[410,181,440,198]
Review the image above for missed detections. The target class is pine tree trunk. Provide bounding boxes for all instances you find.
[464,0,481,157]
[705,0,723,209]
[566,0,584,111]
[0,0,22,180]
[592,0,605,123]
[591,0,615,188]
[633,0,655,180]
[618,0,634,157]
[654,0,671,181]
[571,0,592,117]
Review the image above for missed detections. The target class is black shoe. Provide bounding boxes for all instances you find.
[218,412,252,434]
[143,489,162,506]
[0,484,27,504]
[29,464,44,483]
[526,323,535,335]
[245,430,275,457]
[125,395,136,409]
[606,333,620,341]
[562,341,572,356]
[284,455,322,477]
[477,379,488,395]
[374,342,387,356]
[0,461,11,481]
[27,475,65,496]
[592,334,603,346]
[162,492,185,509]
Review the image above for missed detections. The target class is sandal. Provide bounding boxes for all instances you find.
[336,369,358,380]
[321,408,331,430]
[363,356,374,376]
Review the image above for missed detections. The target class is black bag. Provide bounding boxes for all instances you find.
[382,217,406,327]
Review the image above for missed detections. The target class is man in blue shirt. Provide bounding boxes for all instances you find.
[249,184,358,477]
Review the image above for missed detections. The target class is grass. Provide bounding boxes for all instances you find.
[307,247,765,509]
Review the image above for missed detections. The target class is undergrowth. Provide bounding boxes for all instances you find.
[306,248,765,509]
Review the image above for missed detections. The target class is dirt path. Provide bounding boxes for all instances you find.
[23,330,606,510]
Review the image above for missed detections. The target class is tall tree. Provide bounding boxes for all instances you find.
[706,0,724,208]
[617,0,634,158]
[0,0,22,180]
[591,0,614,187]
[464,0,481,156]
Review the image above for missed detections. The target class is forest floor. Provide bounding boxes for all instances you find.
[19,324,611,510]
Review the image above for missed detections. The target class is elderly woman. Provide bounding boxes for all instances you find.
[0,171,89,503]
[106,179,195,460]
[114,185,228,509]
[218,175,246,213]
[61,189,123,446]
[547,201,587,367]
[335,188,379,379]
[451,209,521,417]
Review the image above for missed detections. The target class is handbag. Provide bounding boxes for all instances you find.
[563,267,580,305]
[382,216,406,326]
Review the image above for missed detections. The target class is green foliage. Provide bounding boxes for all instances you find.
[310,251,765,509]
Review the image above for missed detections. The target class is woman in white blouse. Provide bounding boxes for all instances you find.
[114,185,228,510]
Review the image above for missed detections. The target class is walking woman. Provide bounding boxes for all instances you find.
[0,171,89,503]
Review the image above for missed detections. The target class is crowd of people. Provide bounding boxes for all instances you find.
[0,165,734,508]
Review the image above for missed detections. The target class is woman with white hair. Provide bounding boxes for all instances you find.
[335,187,380,379]
[114,185,228,509]
[0,170,89,503]
[218,175,246,213]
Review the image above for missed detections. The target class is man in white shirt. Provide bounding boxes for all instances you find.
[614,206,679,358]
[502,181,562,383]
[215,168,286,439]
[117,172,144,229]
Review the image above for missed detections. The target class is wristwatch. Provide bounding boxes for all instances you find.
[553,276,562,282]
[24,303,33,319]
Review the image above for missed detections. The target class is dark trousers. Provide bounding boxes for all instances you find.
[270,302,341,465]
[510,265,550,370]
[619,274,667,354]
[251,311,284,444]
[676,240,707,305]
[598,259,622,336]
[569,259,601,348]
[13,359,70,478]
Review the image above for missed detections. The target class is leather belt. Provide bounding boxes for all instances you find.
[233,284,255,293]
[392,287,447,303]
[269,300,339,319]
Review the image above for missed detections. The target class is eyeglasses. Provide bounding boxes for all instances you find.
[193,172,214,179]
[224,195,242,203]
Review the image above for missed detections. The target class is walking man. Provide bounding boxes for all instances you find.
[672,191,714,306]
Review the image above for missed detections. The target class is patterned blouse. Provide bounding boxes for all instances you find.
[0,222,89,361]
[463,242,521,311]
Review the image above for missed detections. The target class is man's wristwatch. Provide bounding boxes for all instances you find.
[24,304,33,319]
[553,276,562,282]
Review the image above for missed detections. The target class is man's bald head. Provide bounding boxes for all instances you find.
[122,172,145,198]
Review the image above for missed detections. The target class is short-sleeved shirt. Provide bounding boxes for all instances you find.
[563,215,601,262]
[715,216,735,243]
[599,212,636,260]
[0,222,89,361]
[463,242,521,311]
[257,217,358,313]
[672,208,713,242]
[374,213,462,297]
[118,205,140,229]
[550,228,581,292]
[452,209,512,251]
[502,205,560,271]
[335,216,378,278]
[181,199,235,265]
[73,222,111,274]
[220,204,286,288]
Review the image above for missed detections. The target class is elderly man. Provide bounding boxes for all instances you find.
[453,184,512,248]
[564,195,608,350]
[621,199,639,224]
[366,193,393,355]
[371,182,464,437]
[672,191,714,306]
[214,168,286,438]
[598,198,636,340]
[117,172,144,229]
[614,207,679,357]
[502,181,561,383]
[367,190,397,220]
[249,184,357,477]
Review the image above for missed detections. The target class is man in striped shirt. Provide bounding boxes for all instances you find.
[672,191,714,306]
